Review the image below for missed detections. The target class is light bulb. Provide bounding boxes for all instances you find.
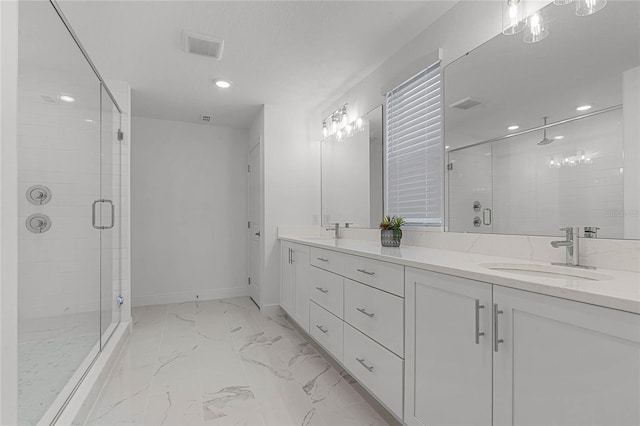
[524,13,549,44]
[503,0,526,35]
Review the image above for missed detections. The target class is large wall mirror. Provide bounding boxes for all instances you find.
[445,0,639,240]
[321,105,383,228]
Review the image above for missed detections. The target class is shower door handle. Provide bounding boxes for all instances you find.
[92,199,115,230]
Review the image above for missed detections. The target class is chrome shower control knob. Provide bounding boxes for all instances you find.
[26,213,52,233]
[26,185,52,205]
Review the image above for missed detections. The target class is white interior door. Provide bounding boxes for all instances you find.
[248,141,261,307]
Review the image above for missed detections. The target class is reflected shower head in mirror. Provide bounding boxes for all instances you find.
[538,117,553,145]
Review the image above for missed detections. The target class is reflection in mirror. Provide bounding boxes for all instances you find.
[445,0,639,239]
[321,105,383,228]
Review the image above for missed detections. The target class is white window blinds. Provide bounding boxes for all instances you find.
[385,62,442,226]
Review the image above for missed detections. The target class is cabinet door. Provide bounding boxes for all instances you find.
[280,243,294,314]
[292,244,310,332]
[493,286,640,426]
[405,268,492,426]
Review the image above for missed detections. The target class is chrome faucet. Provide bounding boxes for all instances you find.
[550,227,595,269]
[326,223,340,239]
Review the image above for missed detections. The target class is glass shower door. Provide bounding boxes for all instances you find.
[17,2,102,424]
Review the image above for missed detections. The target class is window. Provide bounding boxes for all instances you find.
[385,62,442,226]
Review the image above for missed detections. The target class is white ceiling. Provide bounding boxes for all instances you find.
[58,1,456,129]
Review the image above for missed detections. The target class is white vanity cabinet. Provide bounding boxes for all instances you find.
[404,268,493,426]
[405,267,640,426]
[493,286,640,426]
[280,241,311,332]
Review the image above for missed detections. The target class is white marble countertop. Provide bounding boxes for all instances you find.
[280,236,640,314]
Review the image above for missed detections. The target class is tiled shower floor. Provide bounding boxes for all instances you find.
[19,312,99,425]
[86,297,390,425]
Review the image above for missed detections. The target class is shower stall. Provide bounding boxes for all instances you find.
[16,1,129,424]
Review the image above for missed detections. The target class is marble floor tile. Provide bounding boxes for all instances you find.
[87,297,390,426]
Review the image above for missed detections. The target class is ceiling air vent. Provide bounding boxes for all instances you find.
[200,115,213,123]
[183,30,224,60]
[449,97,483,110]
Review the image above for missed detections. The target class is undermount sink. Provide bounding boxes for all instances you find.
[480,263,613,281]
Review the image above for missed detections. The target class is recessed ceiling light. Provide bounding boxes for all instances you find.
[214,79,231,89]
[59,94,75,103]
[445,145,450,149]
[507,125,519,131]
[554,135,564,140]
[576,105,592,111]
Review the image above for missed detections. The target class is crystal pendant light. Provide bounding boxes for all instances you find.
[503,0,526,35]
[523,12,549,43]
[575,0,606,16]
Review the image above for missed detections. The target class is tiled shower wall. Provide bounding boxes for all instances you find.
[448,108,625,239]
[17,71,131,326]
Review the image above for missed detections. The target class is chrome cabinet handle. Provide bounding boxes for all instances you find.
[92,199,115,230]
[356,268,375,275]
[316,257,329,262]
[315,287,328,294]
[356,357,374,372]
[316,325,328,334]
[475,299,485,344]
[494,304,504,352]
[356,307,374,318]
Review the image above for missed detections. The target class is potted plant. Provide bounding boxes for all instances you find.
[380,215,404,247]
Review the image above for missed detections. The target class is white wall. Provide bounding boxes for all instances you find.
[131,117,249,306]
[320,1,503,123]
[0,1,19,422]
[256,105,321,311]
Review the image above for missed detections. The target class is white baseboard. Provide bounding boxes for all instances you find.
[132,286,249,307]
[260,303,284,317]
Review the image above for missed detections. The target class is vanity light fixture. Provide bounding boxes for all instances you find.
[507,125,520,131]
[524,12,549,43]
[575,0,607,16]
[503,0,526,35]
[340,106,349,126]
[214,79,231,88]
[576,104,592,111]
[59,94,75,103]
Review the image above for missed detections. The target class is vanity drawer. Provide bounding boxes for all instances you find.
[343,254,404,297]
[310,266,344,318]
[344,323,403,418]
[309,301,344,362]
[310,247,345,275]
[344,279,404,357]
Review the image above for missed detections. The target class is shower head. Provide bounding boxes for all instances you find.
[537,117,553,145]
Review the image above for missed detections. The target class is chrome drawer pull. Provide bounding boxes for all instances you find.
[316,257,329,262]
[356,307,374,318]
[315,286,329,294]
[356,357,374,372]
[316,325,328,334]
[356,268,375,275]
[475,299,485,345]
